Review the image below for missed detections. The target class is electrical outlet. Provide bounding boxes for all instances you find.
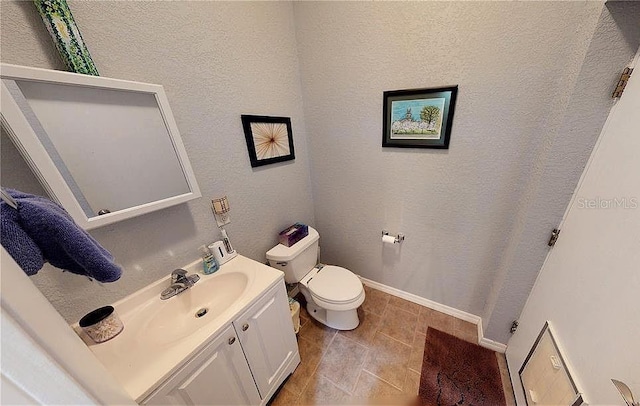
[214,212,231,227]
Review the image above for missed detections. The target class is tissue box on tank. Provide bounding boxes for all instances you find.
[278,223,309,247]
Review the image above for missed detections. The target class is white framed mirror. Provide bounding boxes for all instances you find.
[1,64,201,229]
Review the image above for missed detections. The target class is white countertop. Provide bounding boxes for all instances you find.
[77,255,284,402]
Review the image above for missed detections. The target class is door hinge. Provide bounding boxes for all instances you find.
[548,228,561,247]
[612,67,633,98]
[510,320,519,334]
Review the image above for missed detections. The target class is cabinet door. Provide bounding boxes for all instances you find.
[143,325,260,406]
[233,282,299,399]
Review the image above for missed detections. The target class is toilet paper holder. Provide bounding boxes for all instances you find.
[382,230,405,244]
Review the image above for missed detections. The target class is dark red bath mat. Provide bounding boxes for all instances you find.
[419,328,505,406]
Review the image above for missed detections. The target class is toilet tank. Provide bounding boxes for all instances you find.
[266,226,319,283]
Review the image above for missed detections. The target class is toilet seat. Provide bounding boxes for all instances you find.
[304,265,364,305]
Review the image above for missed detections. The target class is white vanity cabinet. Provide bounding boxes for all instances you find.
[232,279,299,399]
[143,325,260,405]
[142,281,299,406]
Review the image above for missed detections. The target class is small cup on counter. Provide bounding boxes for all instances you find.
[79,305,124,343]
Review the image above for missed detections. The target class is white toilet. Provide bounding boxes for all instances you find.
[266,226,365,330]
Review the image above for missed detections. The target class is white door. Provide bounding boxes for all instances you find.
[143,325,260,406]
[233,282,299,399]
[506,56,640,405]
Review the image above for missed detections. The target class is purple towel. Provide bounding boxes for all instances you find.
[1,189,122,282]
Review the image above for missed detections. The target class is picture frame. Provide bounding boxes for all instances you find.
[241,115,295,167]
[382,86,458,149]
[519,322,584,406]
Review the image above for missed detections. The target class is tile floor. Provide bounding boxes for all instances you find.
[270,285,516,405]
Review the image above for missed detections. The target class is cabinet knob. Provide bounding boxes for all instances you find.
[228,337,235,345]
[242,323,249,331]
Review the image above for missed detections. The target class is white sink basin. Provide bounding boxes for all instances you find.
[78,255,284,402]
[131,272,249,346]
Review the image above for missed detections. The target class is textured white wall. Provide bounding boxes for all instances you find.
[3,0,638,341]
[293,1,637,342]
[0,1,315,322]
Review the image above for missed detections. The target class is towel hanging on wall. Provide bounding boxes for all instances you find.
[0,188,122,282]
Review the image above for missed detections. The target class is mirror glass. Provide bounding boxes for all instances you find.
[1,64,201,229]
[4,79,190,216]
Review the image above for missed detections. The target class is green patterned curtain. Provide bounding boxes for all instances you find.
[33,0,99,76]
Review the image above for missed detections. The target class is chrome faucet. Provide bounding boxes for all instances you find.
[160,269,200,300]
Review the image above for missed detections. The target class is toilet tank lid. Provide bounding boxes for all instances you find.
[266,226,319,262]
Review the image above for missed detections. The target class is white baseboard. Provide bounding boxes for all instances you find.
[360,277,507,353]
[476,319,508,353]
[287,284,300,299]
[478,337,507,353]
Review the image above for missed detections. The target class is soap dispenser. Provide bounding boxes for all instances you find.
[199,245,219,275]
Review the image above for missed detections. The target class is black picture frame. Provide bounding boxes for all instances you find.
[382,86,458,149]
[241,115,295,167]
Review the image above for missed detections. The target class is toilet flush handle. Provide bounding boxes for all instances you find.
[276,261,288,266]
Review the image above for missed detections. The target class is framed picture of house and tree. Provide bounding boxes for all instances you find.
[382,86,458,149]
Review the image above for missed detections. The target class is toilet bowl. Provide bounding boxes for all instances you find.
[266,227,365,330]
[299,265,365,330]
